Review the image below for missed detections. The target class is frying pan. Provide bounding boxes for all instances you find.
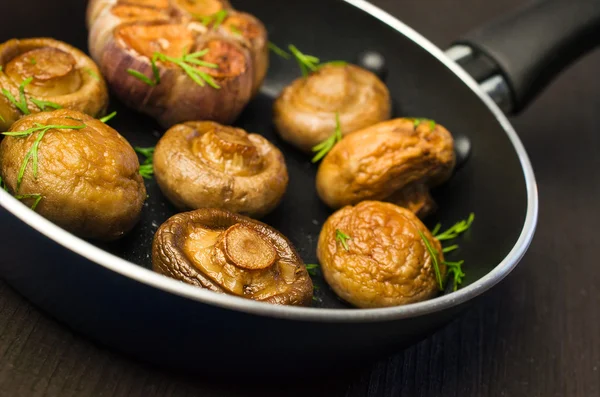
[0,0,598,375]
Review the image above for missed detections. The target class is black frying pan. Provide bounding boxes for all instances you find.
[0,0,598,375]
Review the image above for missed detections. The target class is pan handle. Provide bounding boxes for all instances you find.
[446,0,600,114]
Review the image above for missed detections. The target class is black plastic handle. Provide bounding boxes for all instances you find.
[453,0,600,114]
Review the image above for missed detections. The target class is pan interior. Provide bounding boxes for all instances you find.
[0,0,528,309]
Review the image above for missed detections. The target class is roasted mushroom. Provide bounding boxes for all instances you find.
[317,201,446,308]
[273,63,391,152]
[153,121,288,218]
[0,38,108,131]
[0,109,146,241]
[153,208,313,306]
[87,0,268,128]
[316,118,456,217]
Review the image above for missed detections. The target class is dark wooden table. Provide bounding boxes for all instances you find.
[1,0,599,396]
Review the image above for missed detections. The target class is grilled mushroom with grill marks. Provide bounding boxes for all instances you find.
[0,38,108,131]
[0,109,146,241]
[153,208,313,306]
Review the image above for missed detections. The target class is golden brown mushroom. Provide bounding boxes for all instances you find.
[0,38,108,131]
[317,201,446,308]
[316,118,455,217]
[273,63,391,153]
[153,208,313,306]
[87,0,268,128]
[153,121,288,218]
[0,109,146,241]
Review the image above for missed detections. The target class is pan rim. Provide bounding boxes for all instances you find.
[0,0,538,323]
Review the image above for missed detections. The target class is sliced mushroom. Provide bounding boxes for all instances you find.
[153,121,288,218]
[0,109,146,241]
[273,63,391,153]
[87,0,267,128]
[153,208,313,306]
[317,201,446,308]
[0,38,108,131]
[316,118,456,217]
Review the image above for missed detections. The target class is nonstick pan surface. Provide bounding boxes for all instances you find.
[0,0,539,372]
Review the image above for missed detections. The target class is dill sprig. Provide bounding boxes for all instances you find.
[31,98,62,112]
[288,45,347,77]
[14,193,43,211]
[311,112,342,163]
[418,231,444,291]
[335,229,350,251]
[135,146,155,179]
[2,77,33,115]
[197,9,229,29]
[268,42,291,59]
[433,213,475,241]
[305,263,319,276]
[413,118,436,130]
[84,68,100,81]
[99,111,117,124]
[2,123,86,190]
[444,260,465,291]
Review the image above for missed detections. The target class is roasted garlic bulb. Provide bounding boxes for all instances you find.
[273,63,391,152]
[0,109,146,241]
[317,201,446,308]
[153,209,313,306]
[0,38,108,131]
[316,118,455,217]
[153,121,288,218]
[87,0,268,127]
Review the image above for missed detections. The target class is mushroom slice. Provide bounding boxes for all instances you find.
[0,38,108,131]
[273,64,391,153]
[316,118,456,217]
[153,209,313,306]
[154,121,288,218]
[317,201,446,308]
[0,109,146,241]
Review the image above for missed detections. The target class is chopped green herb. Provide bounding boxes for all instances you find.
[30,98,62,111]
[2,77,33,115]
[197,9,229,29]
[268,42,291,59]
[305,263,319,276]
[413,118,436,130]
[418,230,444,291]
[30,58,37,65]
[84,67,100,81]
[14,193,42,211]
[289,45,320,77]
[229,25,243,36]
[99,111,117,124]
[0,114,5,123]
[311,112,342,163]
[442,244,459,253]
[443,260,465,291]
[127,68,157,86]
[433,213,475,241]
[335,229,350,251]
[135,146,155,179]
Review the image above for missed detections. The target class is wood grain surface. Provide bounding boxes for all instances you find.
[1,0,599,396]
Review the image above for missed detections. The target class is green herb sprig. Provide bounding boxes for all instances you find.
[99,111,117,124]
[335,229,350,251]
[268,42,291,59]
[14,193,43,211]
[412,118,436,131]
[288,45,347,77]
[305,263,319,276]
[433,213,475,241]
[444,260,465,291]
[2,77,33,115]
[84,68,100,81]
[135,146,155,179]
[30,98,62,112]
[2,123,86,190]
[197,9,228,29]
[418,231,444,291]
[311,112,342,163]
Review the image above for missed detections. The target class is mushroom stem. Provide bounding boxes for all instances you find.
[222,224,277,270]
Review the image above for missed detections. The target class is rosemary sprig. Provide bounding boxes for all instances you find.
[135,146,155,179]
[413,118,436,130]
[2,123,86,190]
[14,193,43,211]
[99,111,117,124]
[433,213,475,241]
[2,77,33,115]
[443,260,465,291]
[335,229,350,251]
[268,42,291,59]
[305,263,319,276]
[311,112,342,163]
[197,9,229,29]
[418,231,444,291]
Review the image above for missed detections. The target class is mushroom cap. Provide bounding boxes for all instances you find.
[0,109,146,241]
[316,118,456,214]
[153,121,288,218]
[0,38,108,131]
[87,0,267,128]
[273,64,391,153]
[153,208,313,306]
[317,201,446,308]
